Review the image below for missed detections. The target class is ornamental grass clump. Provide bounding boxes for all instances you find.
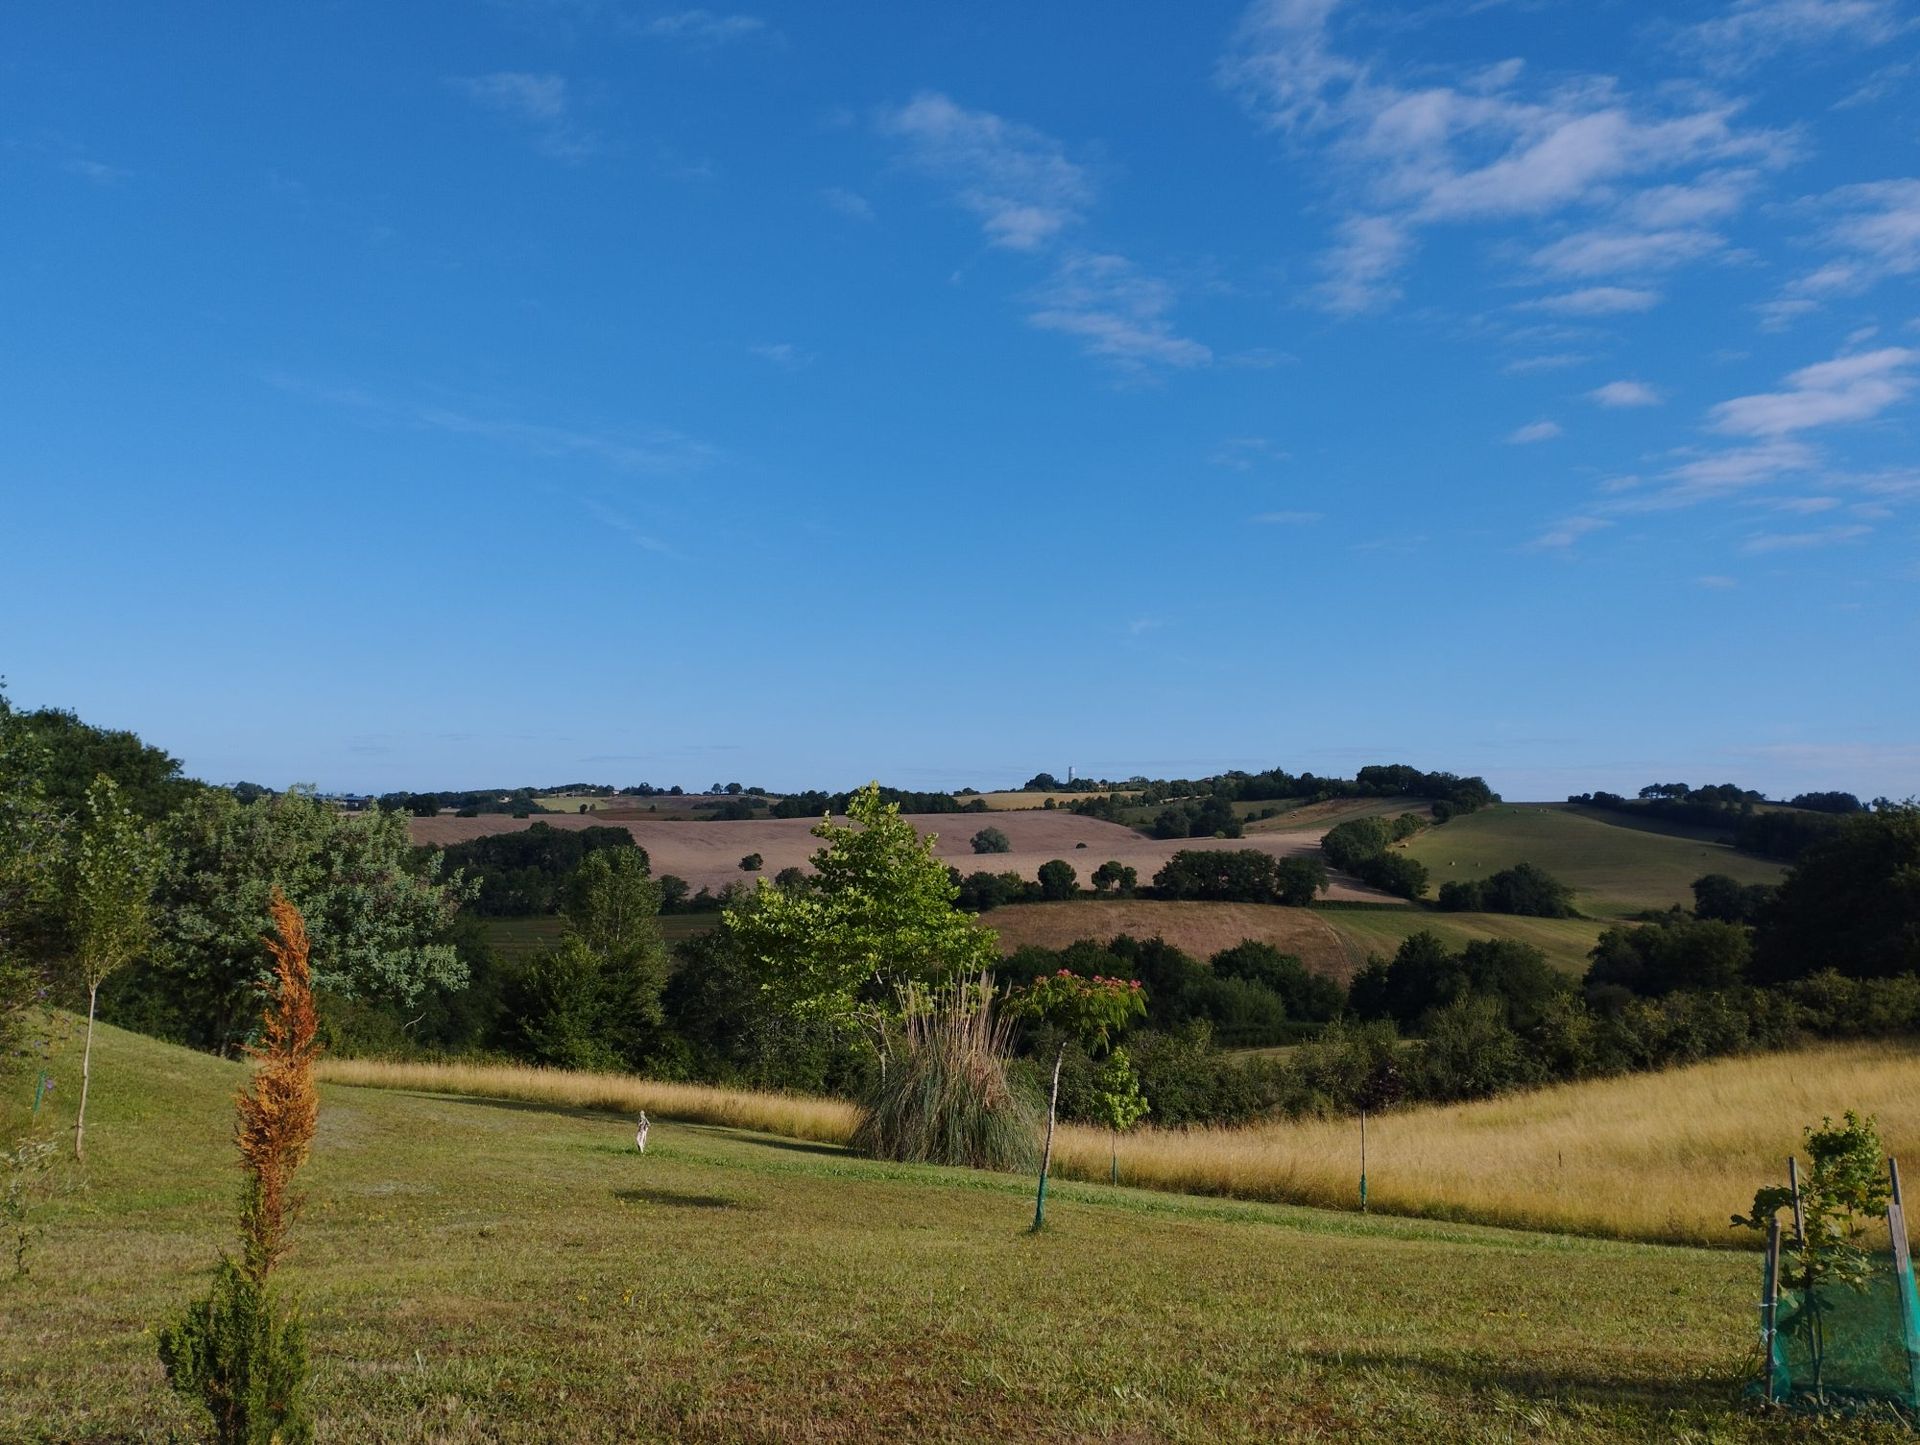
[851,972,1037,1172]
[159,888,321,1445]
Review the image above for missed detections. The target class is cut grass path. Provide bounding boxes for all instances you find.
[8,1024,1910,1441]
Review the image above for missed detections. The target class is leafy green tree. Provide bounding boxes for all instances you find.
[1036,859,1077,901]
[724,784,997,1065]
[0,692,67,1065]
[1089,860,1137,896]
[1754,806,1920,983]
[1585,915,1750,996]
[134,789,472,1052]
[970,827,1012,855]
[556,847,669,1066]
[1091,1047,1149,1184]
[15,705,199,821]
[68,776,164,1159]
[1008,971,1145,1229]
[1691,872,1776,924]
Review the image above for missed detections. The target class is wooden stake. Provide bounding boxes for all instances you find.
[1789,1156,1806,1246]
[1762,1216,1782,1404]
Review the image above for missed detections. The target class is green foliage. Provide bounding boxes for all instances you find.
[433,823,640,916]
[1150,796,1243,840]
[1036,859,1077,901]
[969,826,1012,855]
[1210,941,1343,1022]
[724,784,997,1033]
[122,789,473,1051]
[158,1256,312,1445]
[70,776,163,995]
[1008,970,1146,1054]
[1091,1047,1149,1134]
[850,975,1037,1171]
[1733,1111,1891,1282]
[1436,861,1576,918]
[1152,849,1326,905]
[1,1134,62,1278]
[1349,931,1564,1030]
[1691,872,1776,925]
[0,691,65,1063]
[1753,806,1920,983]
[1089,860,1137,896]
[12,703,198,822]
[1585,913,1751,996]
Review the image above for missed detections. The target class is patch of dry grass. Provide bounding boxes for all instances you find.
[314,1057,858,1144]
[1054,1039,1920,1247]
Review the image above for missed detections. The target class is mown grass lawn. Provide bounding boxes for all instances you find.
[3,1024,1903,1442]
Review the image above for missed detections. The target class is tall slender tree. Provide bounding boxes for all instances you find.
[69,775,163,1159]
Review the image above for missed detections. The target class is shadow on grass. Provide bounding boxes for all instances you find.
[613,1188,749,1211]
[1295,1343,1741,1417]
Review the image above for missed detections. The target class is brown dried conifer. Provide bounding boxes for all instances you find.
[236,888,321,1282]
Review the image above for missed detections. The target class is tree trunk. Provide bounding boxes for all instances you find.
[74,982,99,1161]
[1031,1043,1065,1232]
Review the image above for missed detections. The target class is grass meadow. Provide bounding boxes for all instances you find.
[1319,907,1609,974]
[9,1022,1914,1442]
[1400,804,1786,919]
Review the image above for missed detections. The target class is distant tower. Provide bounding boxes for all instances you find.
[1068,765,1074,784]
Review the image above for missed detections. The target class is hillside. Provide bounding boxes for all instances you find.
[1399,803,1786,920]
[1320,908,1609,974]
[8,1022,1910,1441]
[983,899,1357,978]
[414,810,1399,901]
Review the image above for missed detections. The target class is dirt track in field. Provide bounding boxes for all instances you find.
[410,810,1394,901]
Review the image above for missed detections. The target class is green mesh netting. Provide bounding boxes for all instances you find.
[1764,1252,1920,1410]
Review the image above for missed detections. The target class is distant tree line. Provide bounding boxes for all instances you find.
[1565,782,1897,861]
[1319,814,1431,899]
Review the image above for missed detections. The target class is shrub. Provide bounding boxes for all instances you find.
[1210,941,1343,1022]
[970,827,1012,855]
[851,974,1037,1171]
[739,852,763,872]
[1585,915,1751,997]
[1352,851,1429,900]
[1036,859,1078,900]
[159,891,319,1445]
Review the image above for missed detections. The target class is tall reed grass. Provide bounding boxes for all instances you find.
[850,974,1038,1170]
[322,1039,1920,1247]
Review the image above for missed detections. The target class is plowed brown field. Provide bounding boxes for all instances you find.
[410,810,1395,900]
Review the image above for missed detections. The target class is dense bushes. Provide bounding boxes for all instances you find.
[1586,913,1750,996]
[1151,796,1242,839]
[433,823,640,916]
[1151,849,1326,905]
[1690,872,1776,924]
[1752,807,1920,982]
[1436,862,1576,917]
[1320,814,1430,899]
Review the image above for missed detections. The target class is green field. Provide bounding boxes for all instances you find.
[1321,908,1610,973]
[6,1022,1892,1442]
[1399,804,1786,920]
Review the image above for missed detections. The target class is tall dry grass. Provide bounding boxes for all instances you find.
[321,1040,1920,1247]
[1053,1039,1920,1247]
[314,1058,859,1144]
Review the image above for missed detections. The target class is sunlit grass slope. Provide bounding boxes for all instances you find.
[1320,907,1609,973]
[10,1022,1910,1442]
[1401,803,1786,919]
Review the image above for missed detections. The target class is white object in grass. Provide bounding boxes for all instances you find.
[635,1111,650,1153]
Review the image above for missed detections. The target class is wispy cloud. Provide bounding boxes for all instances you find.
[1027,253,1211,370]
[268,372,713,474]
[450,72,596,161]
[1709,346,1916,437]
[1589,379,1663,408]
[1527,515,1609,550]
[640,10,768,45]
[748,341,813,368]
[1672,0,1906,74]
[820,186,874,221]
[1741,523,1872,553]
[879,91,1092,252]
[581,498,674,554]
[1220,0,1791,310]
[1697,574,1739,588]
[1507,419,1563,444]
[1769,180,1920,318]
[1524,286,1661,316]
[1251,509,1324,525]
[1212,436,1290,469]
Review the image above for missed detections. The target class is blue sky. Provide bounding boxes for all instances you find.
[3,1,1918,800]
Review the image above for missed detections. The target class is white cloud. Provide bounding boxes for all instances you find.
[1589,379,1663,408]
[1524,286,1661,315]
[1709,346,1917,437]
[641,10,767,44]
[1741,524,1872,553]
[748,342,812,368]
[1220,0,1790,309]
[1697,574,1739,588]
[1527,515,1609,549]
[1027,253,1212,371]
[451,72,594,161]
[1503,352,1591,375]
[879,92,1092,251]
[1773,180,1920,314]
[1507,419,1563,444]
[1675,0,1905,73]
[1252,509,1324,524]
